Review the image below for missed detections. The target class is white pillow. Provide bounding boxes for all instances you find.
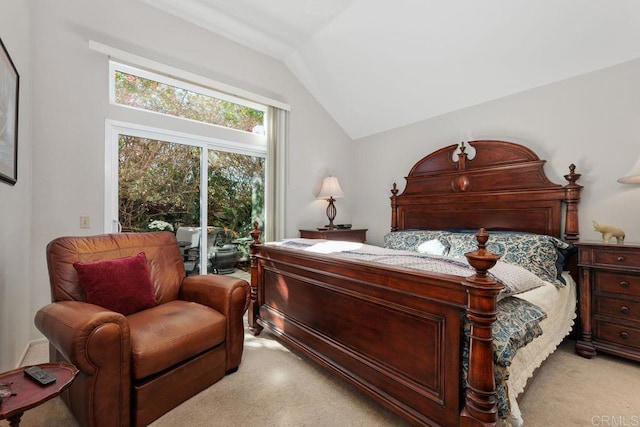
[416,239,447,256]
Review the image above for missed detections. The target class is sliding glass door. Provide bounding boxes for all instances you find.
[108,122,266,275]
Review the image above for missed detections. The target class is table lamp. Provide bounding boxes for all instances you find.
[317,176,344,229]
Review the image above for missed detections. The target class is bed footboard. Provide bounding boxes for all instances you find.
[249,226,502,426]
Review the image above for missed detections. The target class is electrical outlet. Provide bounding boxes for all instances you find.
[80,215,90,229]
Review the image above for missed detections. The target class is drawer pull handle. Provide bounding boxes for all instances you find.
[619,281,630,288]
[617,256,625,262]
[620,331,629,339]
[620,306,630,314]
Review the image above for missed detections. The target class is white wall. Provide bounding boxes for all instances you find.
[26,0,352,344]
[353,58,640,246]
[0,0,32,371]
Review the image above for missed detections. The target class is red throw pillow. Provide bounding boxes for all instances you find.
[73,252,157,316]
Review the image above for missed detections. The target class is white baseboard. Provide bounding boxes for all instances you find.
[16,337,48,368]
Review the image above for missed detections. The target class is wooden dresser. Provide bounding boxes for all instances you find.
[299,228,367,243]
[575,241,640,361]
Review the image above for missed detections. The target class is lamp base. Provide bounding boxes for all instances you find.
[325,197,338,230]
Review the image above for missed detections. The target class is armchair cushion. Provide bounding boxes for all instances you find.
[127,300,226,380]
[73,252,157,316]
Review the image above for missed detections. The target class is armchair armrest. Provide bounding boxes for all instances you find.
[35,301,131,372]
[180,275,250,372]
[34,301,132,427]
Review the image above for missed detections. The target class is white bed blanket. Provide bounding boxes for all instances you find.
[503,272,577,426]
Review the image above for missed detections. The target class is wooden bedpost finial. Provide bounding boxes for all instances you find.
[565,164,580,183]
[475,227,489,248]
[391,182,399,197]
[250,221,262,245]
[464,228,500,274]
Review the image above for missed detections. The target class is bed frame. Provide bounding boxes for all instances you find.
[248,140,582,426]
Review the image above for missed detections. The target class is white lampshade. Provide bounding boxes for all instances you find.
[618,175,640,184]
[618,158,640,184]
[317,176,344,199]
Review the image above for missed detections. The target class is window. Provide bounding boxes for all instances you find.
[105,60,277,275]
[112,63,266,133]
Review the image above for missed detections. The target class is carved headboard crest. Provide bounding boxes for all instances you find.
[405,140,558,195]
[391,140,582,241]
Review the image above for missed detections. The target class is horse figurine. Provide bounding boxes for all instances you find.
[593,220,625,243]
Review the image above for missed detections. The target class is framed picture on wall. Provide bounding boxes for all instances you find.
[0,37,19,185]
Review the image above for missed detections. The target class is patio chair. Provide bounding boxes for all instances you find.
[176,226,201,274]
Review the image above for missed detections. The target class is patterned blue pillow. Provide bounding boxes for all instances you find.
[383,230,452,254]
[447,232,571,287]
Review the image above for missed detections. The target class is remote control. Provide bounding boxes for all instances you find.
[24,366,57,386]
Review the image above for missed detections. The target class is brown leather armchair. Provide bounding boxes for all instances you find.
[35,232,250,426]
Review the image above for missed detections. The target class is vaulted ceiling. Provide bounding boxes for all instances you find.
[143,0,640,139]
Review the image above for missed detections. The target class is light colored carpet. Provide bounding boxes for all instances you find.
[16,325,406,427]
[12,273,640,427]
[517,340,640,426]
[14,335,640,426]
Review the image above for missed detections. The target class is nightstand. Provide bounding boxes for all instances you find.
[575,241,640,362]
[299,228,367,243]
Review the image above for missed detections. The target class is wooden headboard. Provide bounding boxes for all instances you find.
[390,140,582,241]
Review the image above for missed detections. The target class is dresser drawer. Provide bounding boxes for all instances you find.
[594,250,640,269]
[594,271,640,297]
[597,297,640,322]
[595,320,640,350]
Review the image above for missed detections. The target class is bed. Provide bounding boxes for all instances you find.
[248,140,582,426]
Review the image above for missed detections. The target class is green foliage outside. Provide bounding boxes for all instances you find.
[118,135,265,246]
[115,70,264,132]
[206,149,265,241]
[118,136,201,232]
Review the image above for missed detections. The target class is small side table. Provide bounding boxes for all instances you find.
[0,362,78,426]
[299,228,367,243]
